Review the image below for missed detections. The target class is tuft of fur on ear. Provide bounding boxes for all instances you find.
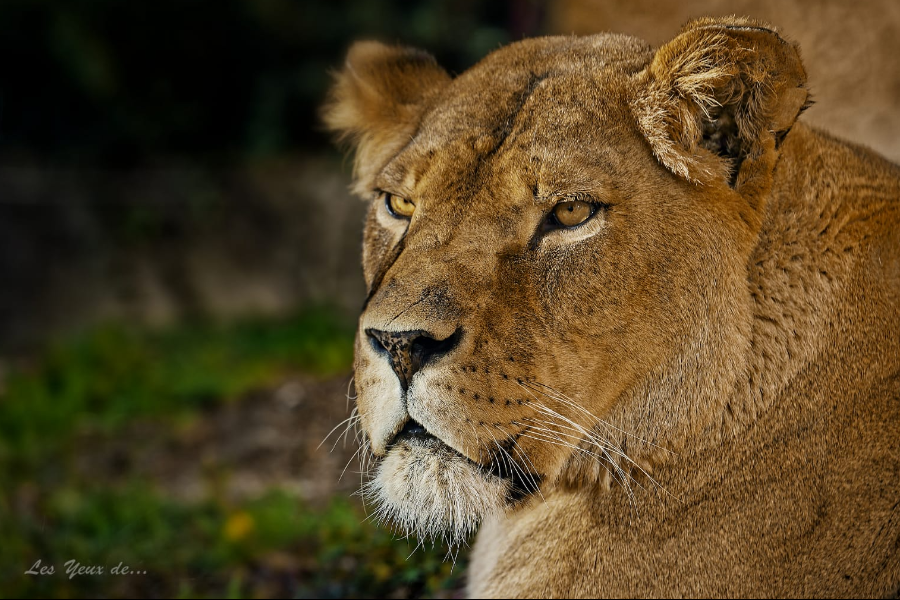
[631,17,809,193]
[322,41,451,196]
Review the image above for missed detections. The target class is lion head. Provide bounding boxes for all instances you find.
[323,17,809,546]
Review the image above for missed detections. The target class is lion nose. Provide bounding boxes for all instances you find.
[365,328,461,390]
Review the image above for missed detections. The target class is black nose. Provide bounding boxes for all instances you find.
[366,327,461,389]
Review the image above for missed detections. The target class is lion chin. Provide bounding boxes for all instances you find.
[364,437,510,547]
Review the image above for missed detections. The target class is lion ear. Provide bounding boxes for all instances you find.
[632,17,809,195]
[322,41,451,195]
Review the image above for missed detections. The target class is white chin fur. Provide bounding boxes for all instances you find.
[363,438,510,547]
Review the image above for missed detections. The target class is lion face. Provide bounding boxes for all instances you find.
[325,22,808,545]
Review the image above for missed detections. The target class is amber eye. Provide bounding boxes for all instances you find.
[382,192,416,219]
[550,200,595,228]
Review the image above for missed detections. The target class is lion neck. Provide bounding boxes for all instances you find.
[726,122,866,433]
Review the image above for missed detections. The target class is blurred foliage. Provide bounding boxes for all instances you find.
[0,307,468,597]
[0,307,354,479]
[0,0,544,165]
[2,487,463,598]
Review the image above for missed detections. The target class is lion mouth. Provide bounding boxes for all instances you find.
[387,418,434,447]
[363,415,542,546]
[386,418,541,502]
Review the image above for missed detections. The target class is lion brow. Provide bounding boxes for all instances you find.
[481,71,550,159]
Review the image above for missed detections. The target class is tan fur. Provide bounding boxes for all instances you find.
[324,17,900,597]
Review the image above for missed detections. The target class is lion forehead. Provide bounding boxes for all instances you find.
[414,35,652,146]
[377,68,643,204]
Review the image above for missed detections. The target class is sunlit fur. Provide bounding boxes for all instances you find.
[324,16,900,598]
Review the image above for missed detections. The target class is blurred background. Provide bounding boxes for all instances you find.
[1,0,897,597]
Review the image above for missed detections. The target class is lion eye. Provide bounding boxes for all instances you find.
[550,200,594,228]
[382,192,416,219]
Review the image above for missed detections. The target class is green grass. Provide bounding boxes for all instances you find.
[2,485,462,598]
[0,307,354,478]
[0,307,467,598]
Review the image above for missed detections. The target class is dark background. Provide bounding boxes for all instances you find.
[1,1,897,597]
[0,0,546,353]
[1,0,541,164]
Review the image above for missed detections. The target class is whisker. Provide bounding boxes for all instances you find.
[525,382,634,443]
[518,382,675,501]
[527,403,643,499]
[318,411,361,451]
[521,417,647,502]
[514,431,636,501]
[345,375,357,412]
[515,382,630,492]
[501,426,546,502]
[335,406,360,451]
[483,423,544,502]
[516,426,632,495]
[339,440,366,481]
[525,381,674,455]
[517,392,640,506]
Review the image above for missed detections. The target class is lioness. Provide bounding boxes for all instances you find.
[324,16,900,597]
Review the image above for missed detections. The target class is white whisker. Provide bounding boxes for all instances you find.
[318,411,362,451]
[526,381,674,455]
[517,381,676,501]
